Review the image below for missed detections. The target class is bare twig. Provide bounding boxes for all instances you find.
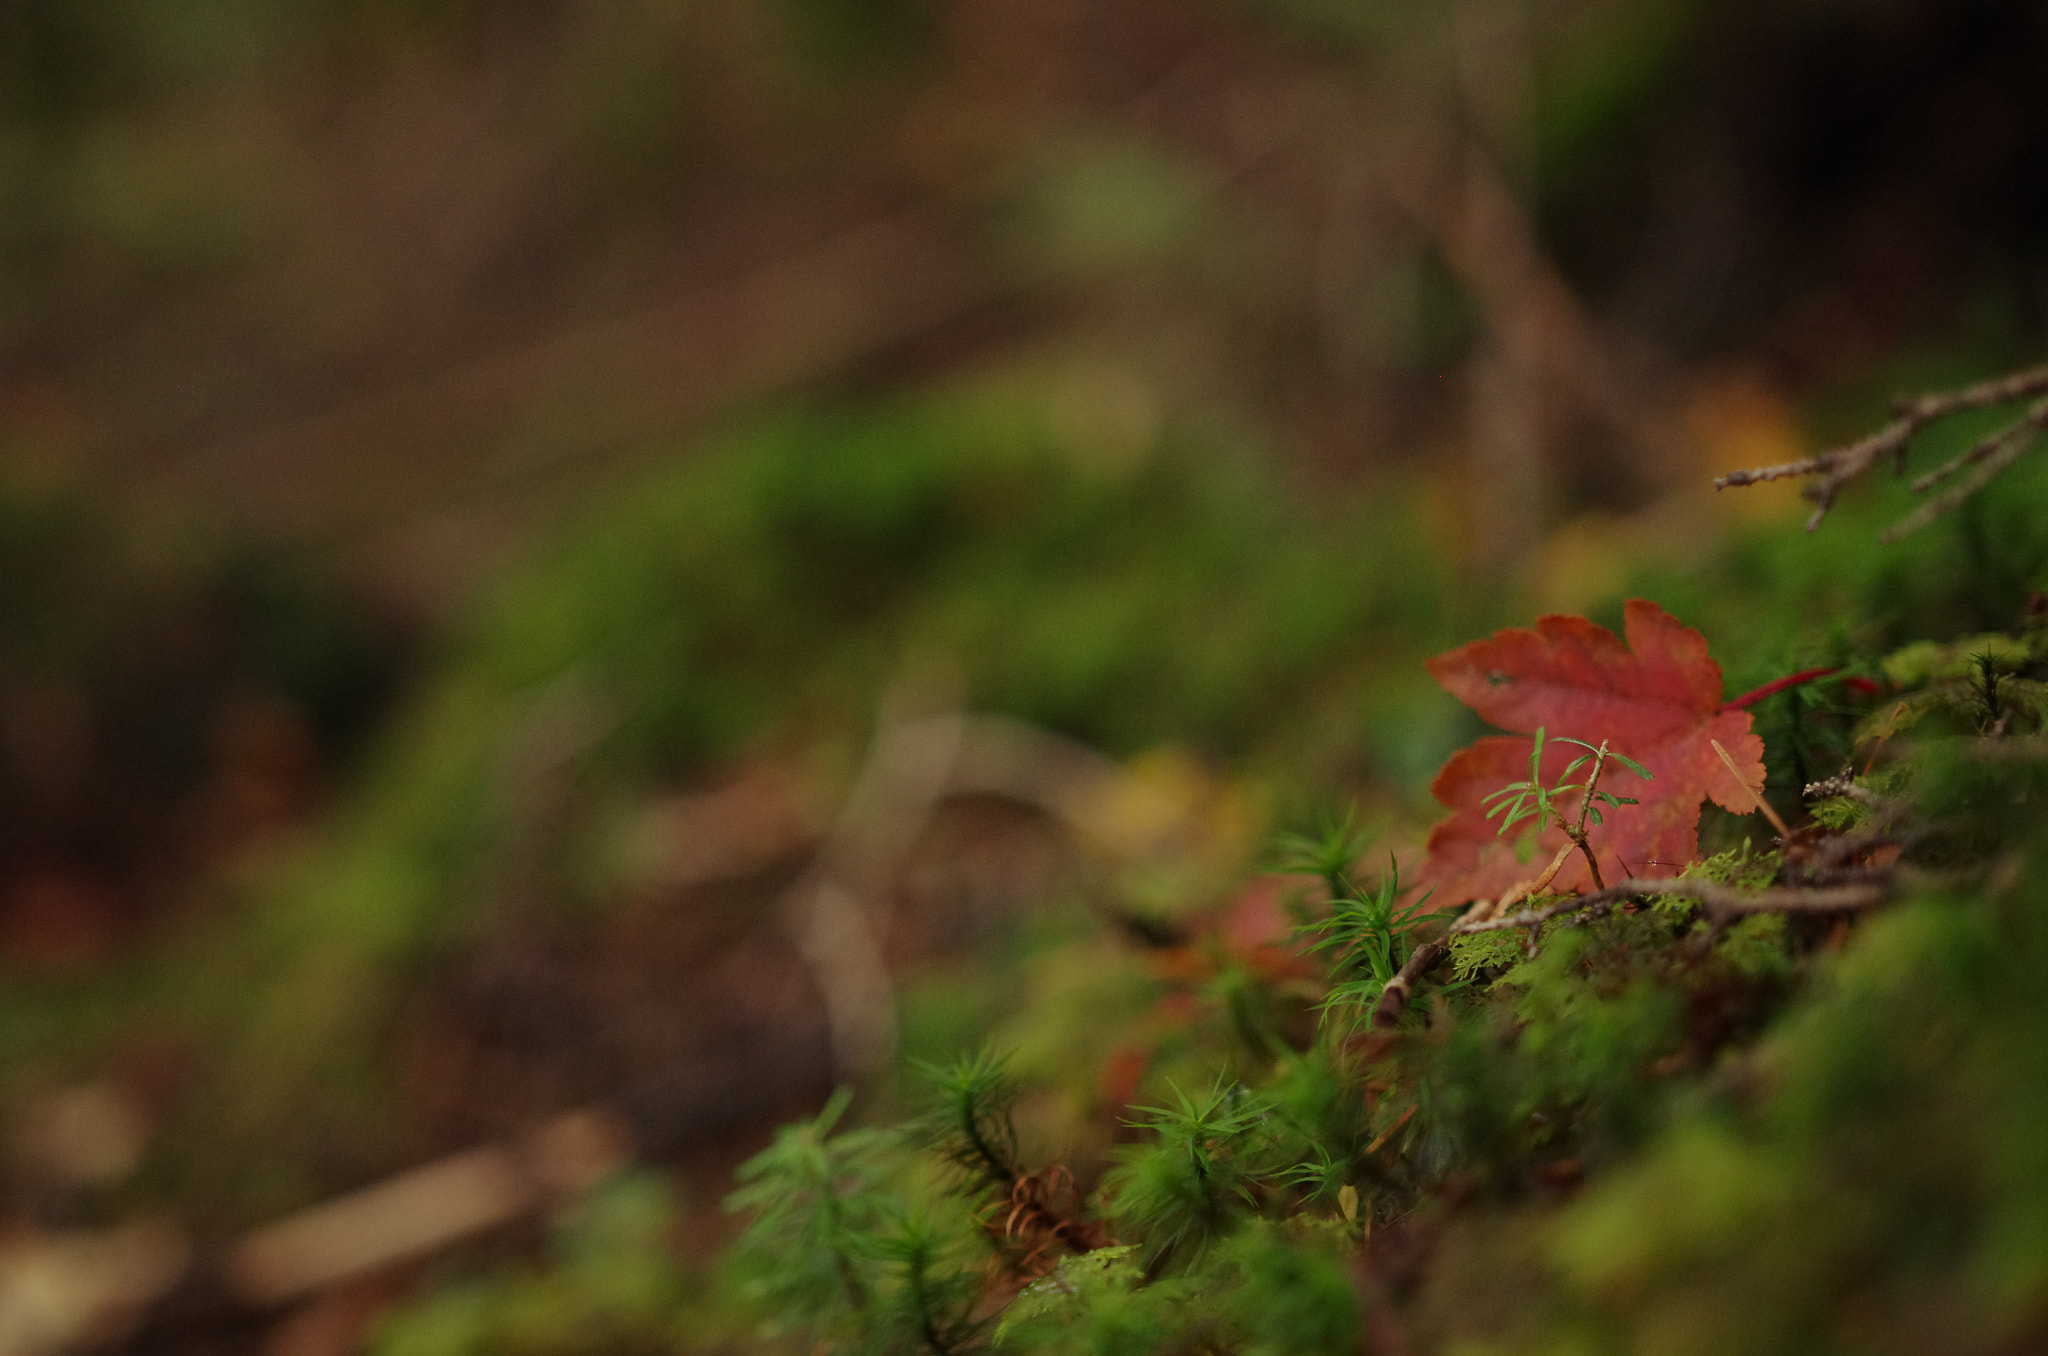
[1715,363,2048,535]
[1802,831,1905,876]
[1909,394,2048,493]
[1678,878,1887,920]
[1862,701,1910,774]
[1722,667,1841,712]
[1363,1104,1419,1157]
[1880,395,2048,542]
[177,211,985,556]
[1522,842,1577,901]
[1368,867,1590,1026]
[1452,891,1621,936]
[1382,125,1681,574]
[1453,876,1886,936]
[1369,939,1449,1029]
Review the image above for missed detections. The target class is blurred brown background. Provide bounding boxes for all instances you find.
[9,0,2047,597]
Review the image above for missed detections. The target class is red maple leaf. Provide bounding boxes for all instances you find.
[1414,599,1767,907]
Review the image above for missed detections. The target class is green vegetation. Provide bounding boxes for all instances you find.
[706,586,2048,1352]
[124,375,1462,1210]
[686,366,2048,1353]
[10,348,2048,1353]
[8,5,2048,1350]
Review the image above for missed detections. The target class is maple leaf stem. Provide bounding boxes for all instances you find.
[1720,667,1841,712]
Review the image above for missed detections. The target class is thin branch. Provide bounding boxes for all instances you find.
[1453,876,1886,936]
[1803,831,1904,876]
[1909,395,2048,493]
[1883,363,2048,421]
[1371,872,1887,1027]
[1880,395,2048,542]
[790,705,965,1084]
[1363,1104,1418,1157]
[1690,879,1886,918]
[1452,892,1619,935]
[1714,363,2048,535]
[1369,939,1449,1029]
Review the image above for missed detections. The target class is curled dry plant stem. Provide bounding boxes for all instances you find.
[1714,363,2048,536]
[1000,1167,1110,1273]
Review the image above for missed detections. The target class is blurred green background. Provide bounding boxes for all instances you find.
[1,1,2046,1351]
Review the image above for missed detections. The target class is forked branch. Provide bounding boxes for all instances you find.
[1715,363,2048,538]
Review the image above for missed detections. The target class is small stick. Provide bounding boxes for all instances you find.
[1714,363,2048,536]
[1965,734,2048,761]
[1453,893,1615,936]
[1712,738,1790,838]
[1369,938,1448,1029]
[1879,395,2048,541]
[1389,870,1887,1028]
[1908,395,2048,493]
[1455,877,1885,935]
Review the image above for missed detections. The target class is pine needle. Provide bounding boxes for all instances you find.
[1712,738,1790,838]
